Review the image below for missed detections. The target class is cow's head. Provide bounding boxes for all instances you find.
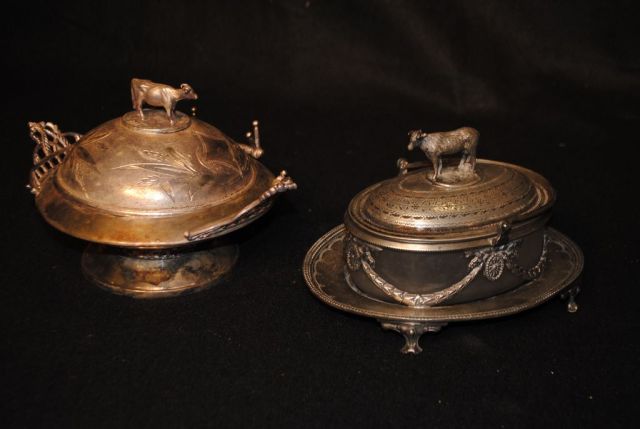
[407,129,423,150]
[180,83,198,100]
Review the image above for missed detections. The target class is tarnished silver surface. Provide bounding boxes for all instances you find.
[344,232,548,307]
[27,78,296,297]
[407,127,478,182]
[185,170,297,241]
[27,121,81,196]
[304,126,582,354]
[345,159,555,251]
[303,225,583,354]
[131,78,198,125]
[340,128,557,309]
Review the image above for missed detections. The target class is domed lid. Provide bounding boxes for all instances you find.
[55,112,257,214]
[345,127,555,251]
[28,79,296,247]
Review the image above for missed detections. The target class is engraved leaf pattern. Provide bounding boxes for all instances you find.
[112,147,202,202]
[111,132,247,203]
[137,176,161,186]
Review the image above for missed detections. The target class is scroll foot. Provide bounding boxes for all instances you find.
[561,284,581,313]
[379,320,447,354]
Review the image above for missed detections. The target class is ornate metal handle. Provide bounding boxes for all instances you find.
[27,121,82,196]
[406,127,479,183]
[237,120,263,159]
[346,233,548,308]
[185,170,297,241]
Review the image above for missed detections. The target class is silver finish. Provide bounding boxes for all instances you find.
[185,170,297,241]
[407,127,478,182]
[344,232,549,308]
[303,225,583,354]
[238,120,263,159]
[380,321,447,354]
[131,78,198,125]
[27,78,296,297]
[345,160,555,252]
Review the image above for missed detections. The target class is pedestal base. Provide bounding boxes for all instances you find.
[81,243,238,298]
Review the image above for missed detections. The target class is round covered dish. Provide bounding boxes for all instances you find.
[27,78,296,297]
[33,110,282,247]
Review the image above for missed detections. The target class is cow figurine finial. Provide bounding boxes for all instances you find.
[131,78,198,125]
[407,127,479,182]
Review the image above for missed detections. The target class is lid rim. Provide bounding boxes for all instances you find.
[344,210,552,252]
[344,159,555,251]
[36,161,276,247]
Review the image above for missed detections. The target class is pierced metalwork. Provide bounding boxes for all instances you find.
[27,121,81,195]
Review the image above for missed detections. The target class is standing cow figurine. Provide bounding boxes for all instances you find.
[407,127,479,182]
[131,78,198,124]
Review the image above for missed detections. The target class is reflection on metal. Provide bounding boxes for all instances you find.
[27,78,296,298]
[185,170,297,241]
[304,126,581,354]
[345,233,549,308]
[304,225,583,354]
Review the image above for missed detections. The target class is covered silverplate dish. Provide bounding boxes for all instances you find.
[27,78,296,298]
[303,127,582,353]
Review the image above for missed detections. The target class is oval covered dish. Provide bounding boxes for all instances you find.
[303,126,582,353]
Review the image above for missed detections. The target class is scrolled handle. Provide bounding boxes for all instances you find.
[185,170,297,241]
[27,121,81,195]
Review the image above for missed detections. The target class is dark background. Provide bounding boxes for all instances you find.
[2,0,639,427]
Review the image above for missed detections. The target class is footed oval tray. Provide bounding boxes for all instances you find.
[303,225,583,354]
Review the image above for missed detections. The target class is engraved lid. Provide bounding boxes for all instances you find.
[345,129,555,251]
[29,79,296,247]
[55,111,257,214]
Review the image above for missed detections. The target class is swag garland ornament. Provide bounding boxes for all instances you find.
[345,233,549,308]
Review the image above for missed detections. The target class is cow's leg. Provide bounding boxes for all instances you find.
[165,103,175,125]
[133,95,144,120]
[468,145,477,171]
[429,154,439,181]
[459,150,468,168]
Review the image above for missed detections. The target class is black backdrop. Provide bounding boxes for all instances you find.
[2,1,639,427]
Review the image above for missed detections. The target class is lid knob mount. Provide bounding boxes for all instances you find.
[406,126,479,184]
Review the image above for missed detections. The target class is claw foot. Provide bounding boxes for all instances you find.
[379,320,447,354]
